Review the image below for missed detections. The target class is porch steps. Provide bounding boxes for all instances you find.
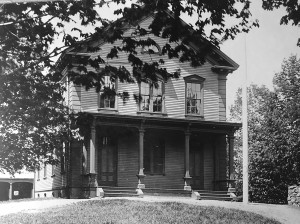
[101,186,139,197]
[142,188,192,197]
[195,190,232,201]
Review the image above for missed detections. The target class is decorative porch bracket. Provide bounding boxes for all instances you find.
[183,130,192,191]
[137,127,146,189]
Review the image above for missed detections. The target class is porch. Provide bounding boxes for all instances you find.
[80,113,240,198]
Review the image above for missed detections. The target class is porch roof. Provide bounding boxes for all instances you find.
[90,113,241,135]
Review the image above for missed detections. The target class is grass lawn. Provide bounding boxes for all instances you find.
[0,199,280,224]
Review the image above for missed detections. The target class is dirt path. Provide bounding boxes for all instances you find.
[127,196,300,224]
[1,196,300,224]
[0,199,88,216]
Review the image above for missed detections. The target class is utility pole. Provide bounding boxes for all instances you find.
[242,34,249,204]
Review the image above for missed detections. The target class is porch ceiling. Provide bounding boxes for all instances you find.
[91,113,241,135]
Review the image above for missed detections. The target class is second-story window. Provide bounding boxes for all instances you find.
[184,75,205,116]
[99,76,116,109]
[139,81,164,113]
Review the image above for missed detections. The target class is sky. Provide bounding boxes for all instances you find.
[222,1,300,108]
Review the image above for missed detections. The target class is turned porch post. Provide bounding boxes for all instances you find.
[183,131,192,191]
[137,128,145,189]
[228,133,235,189]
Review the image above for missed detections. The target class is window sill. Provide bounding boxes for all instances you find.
[51,175,56,178]
[98,108,118,114]
[43,177,47,180]
[144,173,165,176]
[137,111,167,117]
[185,114,204,119]
[37,179,40,181]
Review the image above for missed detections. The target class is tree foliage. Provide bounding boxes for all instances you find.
[0,0,258,174]
[230,55,300,204]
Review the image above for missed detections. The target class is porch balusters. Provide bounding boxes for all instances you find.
[137,128,145,189]
[184,131,192,191]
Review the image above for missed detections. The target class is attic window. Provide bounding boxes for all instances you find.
[142,44,161,54]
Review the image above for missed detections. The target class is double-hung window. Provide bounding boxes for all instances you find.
[139,81,164,113]
[184,75,205,116]
[99,76,116,109]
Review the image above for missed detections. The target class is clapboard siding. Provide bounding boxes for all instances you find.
[70,141,82,188]
[203,140,214,190]
[74,15,223,121]
[117,134,139,188]
[143,130,185,189]
[218,135,227,185]
[218,75,227,121]
[69,84,81,112]
[34,162,66,193]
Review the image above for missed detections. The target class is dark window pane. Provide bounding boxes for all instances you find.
[186,82,202,115]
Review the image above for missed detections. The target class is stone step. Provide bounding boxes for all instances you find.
[104,192,139,197]
[200,195,232,201]
[143,188,192,197]
[100,186,139,198]
[195,190,229,195]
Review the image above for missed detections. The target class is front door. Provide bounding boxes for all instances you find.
[190,141,204,190]
[98,136,117,186]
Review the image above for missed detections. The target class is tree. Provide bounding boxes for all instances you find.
[229,84,272,197]
[0,0,259,174]
[230,55,300,204]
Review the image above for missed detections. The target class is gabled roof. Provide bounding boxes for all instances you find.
[57,9,239,73]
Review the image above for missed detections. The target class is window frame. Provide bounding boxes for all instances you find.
[138,80,165,114]
[98,76,118,111]
[184,75,205,117]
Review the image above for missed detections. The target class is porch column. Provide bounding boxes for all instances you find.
[89,125,98,197]
[90,125,96,174]
[31,184,34,198]
[137,128,145,189]
[228,133,235,189]
[8,182,12,200]
[183,131,192,191]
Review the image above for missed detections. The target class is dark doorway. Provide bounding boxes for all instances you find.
[12,182,33,200]
[190,139,204,190]
[0,182,9,201]
[98,136,117,186]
